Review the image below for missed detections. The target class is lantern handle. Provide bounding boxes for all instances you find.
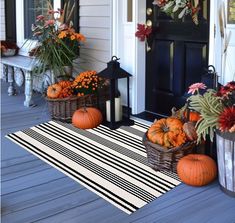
[111,56,120,61]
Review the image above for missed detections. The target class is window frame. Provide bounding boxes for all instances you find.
[16,0,61,56]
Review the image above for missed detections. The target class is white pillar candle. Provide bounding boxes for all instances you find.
[106,97,122,122]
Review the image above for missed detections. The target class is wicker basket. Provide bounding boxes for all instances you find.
[143,133,196,172]
[46,94,97,122]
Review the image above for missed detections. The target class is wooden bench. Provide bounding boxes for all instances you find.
[1,55,38,107]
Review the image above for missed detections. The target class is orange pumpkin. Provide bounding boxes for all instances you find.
[184,111,201,122]
[177,154,217,186]
[72,107,103,129]
[58,80,72,89]
[147,117,187,148]
[47,84,62,99]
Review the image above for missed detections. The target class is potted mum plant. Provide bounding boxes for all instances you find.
[187,82,235,197]
[29,1,85,81]
[0,41,19,56]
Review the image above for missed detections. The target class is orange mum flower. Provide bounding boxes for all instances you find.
[58,31,67,39]
[70,35,76,40]
[76,33,86,42]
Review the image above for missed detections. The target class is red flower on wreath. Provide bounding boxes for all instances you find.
[153,0,168,7]
[135,24,152,41]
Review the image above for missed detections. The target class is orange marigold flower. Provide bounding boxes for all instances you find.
[70,35,76,40]
[76,33,86,42]
[68,27,75,33]
[58,31,67,39]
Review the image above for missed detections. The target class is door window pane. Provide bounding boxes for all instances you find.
[127,0,133,22]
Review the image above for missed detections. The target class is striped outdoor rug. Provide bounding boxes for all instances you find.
[6,120,180,214]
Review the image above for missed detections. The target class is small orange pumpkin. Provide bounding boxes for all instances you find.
[184,111,201,122]
[72,107,103,129]
[47,84,62,99]
[177,154,217,186]
[147,117,187,148]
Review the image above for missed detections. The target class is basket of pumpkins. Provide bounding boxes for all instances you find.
[143,108,200,172]
[46,70,100,122]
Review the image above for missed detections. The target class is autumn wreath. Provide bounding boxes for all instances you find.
[153,0,201,25]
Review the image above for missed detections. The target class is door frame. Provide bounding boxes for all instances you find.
[112,0,146,114]
[112,0,217,115]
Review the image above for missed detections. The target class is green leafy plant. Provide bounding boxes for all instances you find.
[29,1,85,78]
[187,82,235,143]
[189,89,224,142]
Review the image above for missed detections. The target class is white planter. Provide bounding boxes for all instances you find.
[216,131,235,197]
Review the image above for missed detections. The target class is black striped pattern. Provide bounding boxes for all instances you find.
[6,120,180,214]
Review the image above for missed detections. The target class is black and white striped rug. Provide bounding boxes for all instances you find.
[6,120,180,214]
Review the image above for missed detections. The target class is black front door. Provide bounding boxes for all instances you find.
[145,0,210,116]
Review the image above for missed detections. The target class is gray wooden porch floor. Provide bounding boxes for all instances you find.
[1,80,235,223]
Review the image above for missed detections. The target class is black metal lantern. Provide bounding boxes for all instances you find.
[97,56,134,130]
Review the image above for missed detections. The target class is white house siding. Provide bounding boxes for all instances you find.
[0,0,6,79]
[0,0,5,40]
[75,0,111,74]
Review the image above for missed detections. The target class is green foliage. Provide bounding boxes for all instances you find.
[188,89,224,143]
[34,33,76,76]
[28,0,85,78]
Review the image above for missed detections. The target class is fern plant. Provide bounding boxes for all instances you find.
[188,89,224,143]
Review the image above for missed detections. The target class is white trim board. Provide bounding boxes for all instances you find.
[112,0,146,114]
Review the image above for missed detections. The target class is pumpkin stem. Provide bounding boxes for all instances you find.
[162,124,169,132]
